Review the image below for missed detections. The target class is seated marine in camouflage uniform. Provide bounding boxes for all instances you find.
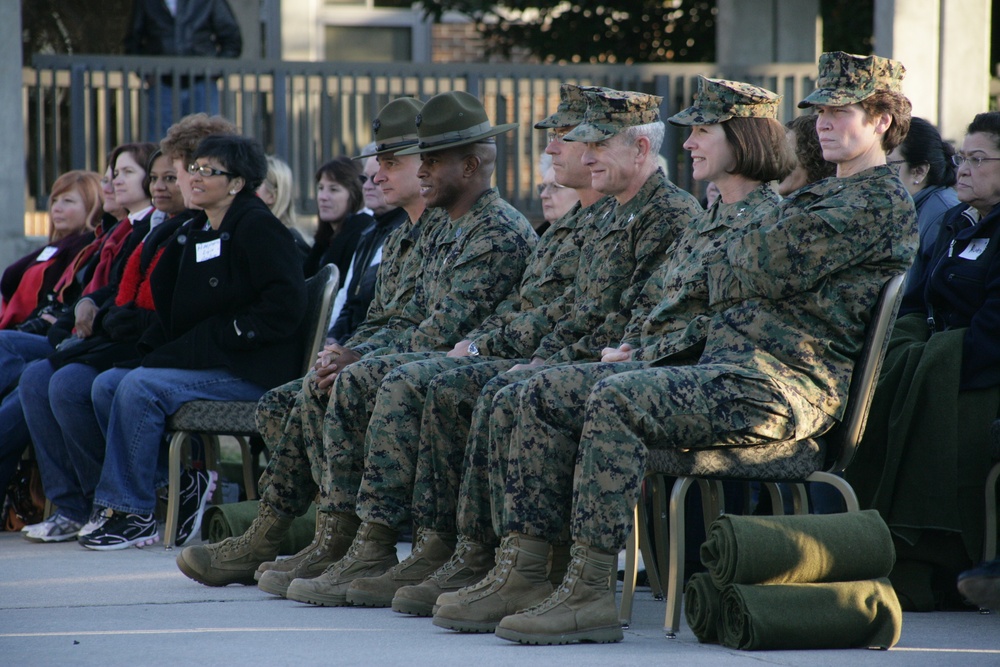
[380,89,703,618]
[429,75,796,635]
[176,96,439,586]
[483,52,919,646]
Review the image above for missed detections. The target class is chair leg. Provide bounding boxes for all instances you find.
[238,435,257,501]
[763,482,785,515]
[806,471,860,512]
[790,483,810,514]
[163,431,188,550]
[619,500,642,628]
[648,474,669,600]
[665,476,696,638]
[983,462,1000,562]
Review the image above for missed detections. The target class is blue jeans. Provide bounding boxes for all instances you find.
[0,388,30,496]
[92,366,265,515]
[0,330,54,393]
[20,361,107,522]
[148,81,220,141]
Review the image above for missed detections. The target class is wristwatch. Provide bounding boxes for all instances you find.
[468,342,480,356]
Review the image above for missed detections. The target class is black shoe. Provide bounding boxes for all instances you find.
[79,511,159,551]
[958,559,1000,610]
[175,468,218,546]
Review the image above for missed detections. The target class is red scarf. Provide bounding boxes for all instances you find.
[115,244,164,311]
[82,217,133,296]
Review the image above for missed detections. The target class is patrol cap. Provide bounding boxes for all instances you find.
[668,76,781,126]
[534,84,608,129]
[355,97,425,159]
[396,91,518,155]
[798,51,906,109]
[563,89,663,143]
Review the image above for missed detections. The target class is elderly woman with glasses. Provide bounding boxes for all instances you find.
[849,111,1000,610]
[78,134,307,550]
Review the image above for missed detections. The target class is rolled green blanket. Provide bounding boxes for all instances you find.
[201,501,318,555]
[684,572,722,643]
[718,578,903,650]
[701,510,895,588]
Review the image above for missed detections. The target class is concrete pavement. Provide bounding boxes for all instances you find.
[2,531,1000,666]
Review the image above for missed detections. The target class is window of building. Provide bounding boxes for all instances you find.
[324,26,413,62]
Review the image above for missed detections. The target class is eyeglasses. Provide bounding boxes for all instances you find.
[536,182,569,196]
[546,130,571,143]
[187,163,235,178]
[952,155,1000,168]
[886,159,906,168]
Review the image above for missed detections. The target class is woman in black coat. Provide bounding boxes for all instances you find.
[79,135,307,550]
[302,157,374,284]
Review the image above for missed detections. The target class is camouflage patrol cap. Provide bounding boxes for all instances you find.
[534,84,608,129]
[354,97,425,159]
[396,90,518,155]
[668,77,781,126]
[562,89,663,142]
[798,51,906,109]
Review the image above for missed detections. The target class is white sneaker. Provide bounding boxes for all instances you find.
[20,520,45,534]
[24,513,84,543]
[78,507,112,539]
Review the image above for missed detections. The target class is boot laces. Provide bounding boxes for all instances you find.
[427,538,473,582]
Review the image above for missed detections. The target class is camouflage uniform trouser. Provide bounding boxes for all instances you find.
[314,351,441,516]
[501,362,835,553]
[398,358,528,539]
[254,376,322,516]
[356,354,517,529]
[443,365,547,544]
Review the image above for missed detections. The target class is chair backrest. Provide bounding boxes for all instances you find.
[824,272,906,473]
[299,263,340,373]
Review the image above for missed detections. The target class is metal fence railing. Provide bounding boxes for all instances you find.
[24,55,818,231]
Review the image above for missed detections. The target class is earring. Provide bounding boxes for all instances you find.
[229,189,237,195]
[912,179,920,185]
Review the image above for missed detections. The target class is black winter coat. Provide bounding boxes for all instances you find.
[125,0,242,58]
[139,194,306,389]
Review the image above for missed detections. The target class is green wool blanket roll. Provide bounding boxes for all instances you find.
[718,578,903,650]
[684,572,723,643]
[201,501,317,555]
[701,510,895,588]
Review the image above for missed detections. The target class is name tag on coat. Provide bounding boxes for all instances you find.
[36,246,57,261]
[959,238,989,260]
[196,239,222,262]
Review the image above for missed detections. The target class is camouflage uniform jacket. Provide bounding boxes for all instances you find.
[347,207,446,355]
[365,187,537,356]
[536,168,702,363]
[702,164,918,419]
[467,196,616,359]
[621,184,782,363]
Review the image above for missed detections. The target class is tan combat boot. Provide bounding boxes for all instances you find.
[255,510,327,581]
[391,536,496,617]
[176,502,294,586]
[345,529,455,607]
[285,521,398,606]
[257,512,361,597]
[548,542,573,585]
[432,533,552,633]
[495,543,624,645]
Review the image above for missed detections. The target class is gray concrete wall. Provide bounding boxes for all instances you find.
[717,0,820,67]
[0,2,29,276]
[874,0,991,143]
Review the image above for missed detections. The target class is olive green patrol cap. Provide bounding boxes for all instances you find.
[534,84,609,129]
[668,76,781,126]
[562,88,663,142]
[355,97,425,158]
[798,51,906,108]
[396,90,518,155]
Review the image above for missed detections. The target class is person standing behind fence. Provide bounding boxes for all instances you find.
[125,0,243,141]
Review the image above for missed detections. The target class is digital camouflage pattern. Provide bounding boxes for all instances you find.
[301,188,536,514]
[533,83,605,129]
[563,89,663,143]
[536,169,700,363]
[668,76,781,126]
[799,51,906,108]
[353,196,612,528]
[348,208,445,356]
[567,164,916,553]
